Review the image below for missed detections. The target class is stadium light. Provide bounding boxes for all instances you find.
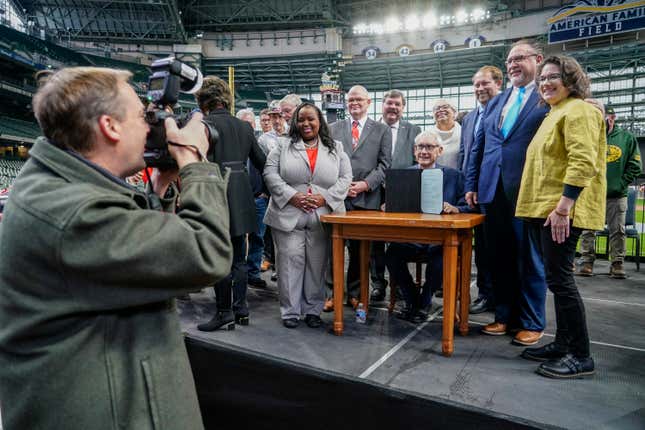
[353,7,491,35]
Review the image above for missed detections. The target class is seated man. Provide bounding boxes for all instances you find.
[385,131,473,323]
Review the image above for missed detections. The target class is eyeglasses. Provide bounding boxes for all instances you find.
[414,144,441,151]
[537,73,562,84]
[505,54,537,66]
[433,104,452,112]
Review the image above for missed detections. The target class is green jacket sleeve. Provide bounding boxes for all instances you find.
[622,134,642,189]
[60,162,233,311]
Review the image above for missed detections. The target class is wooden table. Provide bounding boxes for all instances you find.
[320,211,485,356]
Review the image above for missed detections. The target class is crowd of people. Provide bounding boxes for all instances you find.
[0,36,642,429]
[193,39,641,381]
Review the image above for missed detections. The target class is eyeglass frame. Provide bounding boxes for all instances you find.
[537,73,563,84]
[505,53,538,66]
[414,143,442,151]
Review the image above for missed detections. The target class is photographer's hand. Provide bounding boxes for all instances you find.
[165,112,209,169]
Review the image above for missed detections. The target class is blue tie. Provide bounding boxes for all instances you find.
[501,86,525,138]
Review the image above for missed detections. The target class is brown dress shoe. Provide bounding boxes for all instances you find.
[323,298,334,313]
[347,297,359,310]
[260,260,271,272]
[482,322,507,336]
[512,330,544,346]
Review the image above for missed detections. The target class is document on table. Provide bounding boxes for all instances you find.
[421,169,443,214]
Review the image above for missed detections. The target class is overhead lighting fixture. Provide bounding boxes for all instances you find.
[404,14,420,31]
[422,12,437,29]
[352,8,491,36]
[384,16,401,33]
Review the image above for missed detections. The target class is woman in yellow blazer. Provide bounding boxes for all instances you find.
[516,55,606,379]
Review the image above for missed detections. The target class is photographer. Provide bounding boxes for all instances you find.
[0,67,232,429]
[195,76,266,331]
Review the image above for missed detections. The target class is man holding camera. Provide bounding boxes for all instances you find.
[0,67,232,429]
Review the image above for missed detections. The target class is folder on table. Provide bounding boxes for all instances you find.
[385,168,443,214]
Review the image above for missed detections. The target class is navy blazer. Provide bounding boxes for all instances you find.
[465,87,549,207]
[458,108,478,172]
[411,164,473,214]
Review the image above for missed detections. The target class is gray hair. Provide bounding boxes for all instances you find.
[279,94,302,108]
[414,130,441,146]
[236,108,255,121]
[432,99,456,112]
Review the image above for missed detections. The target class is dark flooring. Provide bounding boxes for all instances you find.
[178,259,645,430]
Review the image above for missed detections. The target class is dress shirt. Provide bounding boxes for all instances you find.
[501,81,536,125]
[381,118,399,155]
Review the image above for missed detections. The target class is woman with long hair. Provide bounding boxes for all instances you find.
[263,103,352,328]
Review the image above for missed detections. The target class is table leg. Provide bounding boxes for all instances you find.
[332,225,344,336]
[459,230,473,336]
[442,232,459,356]
[360,240,370,315]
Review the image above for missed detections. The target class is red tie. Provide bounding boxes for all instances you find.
[352,120,359,150]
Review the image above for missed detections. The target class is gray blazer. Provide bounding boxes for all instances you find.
[329,117,392,209]
[391,119,422,169]
[263,138,353,232]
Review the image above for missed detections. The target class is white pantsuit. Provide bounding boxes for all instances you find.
[263,138,352,320]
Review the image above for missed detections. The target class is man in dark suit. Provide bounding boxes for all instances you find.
[370,89,422,301]
[325,85,392,311]
[465,40,549,346]
[195,76,267,331]
[459,66,503,314]
[386,130,473,322]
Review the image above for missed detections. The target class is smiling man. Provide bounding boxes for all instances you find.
[459,65,503,315]
[465,40,550,347]
[326,85,392,311]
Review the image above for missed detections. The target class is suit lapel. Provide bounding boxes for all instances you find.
[292,139,311,170]
[491,88,513,140]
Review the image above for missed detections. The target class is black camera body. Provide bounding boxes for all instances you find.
[144,57,217,168]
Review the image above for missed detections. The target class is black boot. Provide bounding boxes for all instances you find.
[197,310,235,331]
[198,281,235,331]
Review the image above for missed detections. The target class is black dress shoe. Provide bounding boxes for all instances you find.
[304,314,323,328]
[521,342,567,362]
[536,354,595,379]
[469,297,492,314]
[235,313,249,326]
[410,305,432,324]
[370,288,385,301]
[248,277,267,288]
[197,311,235,331]
[396,305,415,321]
[283,318,299,329]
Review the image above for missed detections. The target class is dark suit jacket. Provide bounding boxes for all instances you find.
[458,108,479,172]
[330,117,392,210]
[391,120,422,169]
[204,108,266,237]
[465,88,549,207]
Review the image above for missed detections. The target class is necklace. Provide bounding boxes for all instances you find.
[303,137,319,149]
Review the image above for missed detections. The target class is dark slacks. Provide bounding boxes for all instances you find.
[385,243,442,308]
[473,223,493,299]
[538,224,590,357]
[214,234,248,315]
[482,181,546,331]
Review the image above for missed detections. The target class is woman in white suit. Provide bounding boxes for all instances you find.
[263,103,352,328]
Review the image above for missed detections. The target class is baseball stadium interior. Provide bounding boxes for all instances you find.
[0,0,644,429]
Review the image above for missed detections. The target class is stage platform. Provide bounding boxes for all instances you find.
[178,259,645,430]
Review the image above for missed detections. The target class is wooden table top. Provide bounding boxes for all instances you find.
[321,210,485,229]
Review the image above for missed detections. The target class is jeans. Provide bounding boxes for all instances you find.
[247,197,268,279]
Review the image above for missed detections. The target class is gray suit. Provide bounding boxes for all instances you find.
[330,117,392,210]
[329,117,392,299]
[389,119,422,169]
[264,138,352,319]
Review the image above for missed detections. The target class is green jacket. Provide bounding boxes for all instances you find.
[606,126,642,198]
[0,138,232,429]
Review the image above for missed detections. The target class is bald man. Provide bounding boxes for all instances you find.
[325,85,392,311]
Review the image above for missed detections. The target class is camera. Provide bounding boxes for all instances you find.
[144,57,218,168]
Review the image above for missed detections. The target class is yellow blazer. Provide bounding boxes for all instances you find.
[516,97,607,230]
